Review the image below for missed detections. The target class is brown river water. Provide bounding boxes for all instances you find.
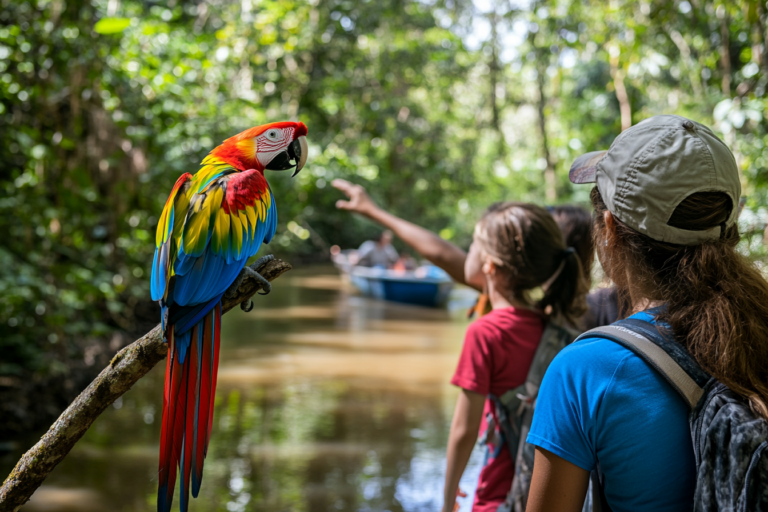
[4,266,486,512]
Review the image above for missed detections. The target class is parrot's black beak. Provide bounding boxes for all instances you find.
[265,136,308,177]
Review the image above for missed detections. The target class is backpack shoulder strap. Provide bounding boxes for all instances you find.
[577,320,704,409]
[488,322,572,460]
[524,321,575,388]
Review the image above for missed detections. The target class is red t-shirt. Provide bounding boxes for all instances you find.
[450,307,544,512]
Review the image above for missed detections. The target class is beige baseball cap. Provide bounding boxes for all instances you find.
[569,114,741,245]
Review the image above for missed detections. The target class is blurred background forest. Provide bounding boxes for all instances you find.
[3,0,768,434]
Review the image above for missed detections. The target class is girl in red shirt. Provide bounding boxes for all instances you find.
[442,203,587,512]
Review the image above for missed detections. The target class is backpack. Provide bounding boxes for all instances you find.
[581,317,768,512]
[477,321,577,512]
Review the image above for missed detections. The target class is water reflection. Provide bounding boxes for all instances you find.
[6,267,484,512]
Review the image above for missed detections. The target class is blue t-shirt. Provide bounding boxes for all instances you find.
[527,311,696,512]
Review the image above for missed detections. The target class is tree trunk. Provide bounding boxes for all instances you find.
[669,30,703,99]
[536,64,556,203]
[0,258,292,512]
[761,2,768,72]
[609,44,632,132]
[489,11,500,134]
[719,7,732,96]
[612,68,632,131]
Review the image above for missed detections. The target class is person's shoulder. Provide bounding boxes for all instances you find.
[560,335,633,361]
[584,286,621,329]
[549,336,635,381]
[469,307,529,330]
[358,240,375,251]
[585,286,619,315]
[465,313,496,338]
[464,310,509,341]
[586,286,617,305]
[466,308,541,343]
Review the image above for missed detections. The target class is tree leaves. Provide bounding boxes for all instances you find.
[94,18,131,35]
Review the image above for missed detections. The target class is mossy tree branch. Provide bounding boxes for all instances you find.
[0,258,292,512]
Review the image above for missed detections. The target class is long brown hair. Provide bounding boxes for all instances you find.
[591,187,768,419]
[474,202,588,326]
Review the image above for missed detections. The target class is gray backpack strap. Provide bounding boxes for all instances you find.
[494,322,576,512]
[578,324,704,409]
[527,323,572,383]
[578,318,706,512]
[491,322,573,456]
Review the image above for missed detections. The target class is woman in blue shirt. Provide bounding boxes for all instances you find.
[525,115,768,512]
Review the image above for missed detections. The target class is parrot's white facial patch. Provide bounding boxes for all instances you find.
[256,127,293,168]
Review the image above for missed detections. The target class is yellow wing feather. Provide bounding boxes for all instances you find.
[244,206,258,237]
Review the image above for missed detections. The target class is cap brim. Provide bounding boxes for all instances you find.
[569,150,607,184]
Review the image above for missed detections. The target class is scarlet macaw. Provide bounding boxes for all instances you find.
[150,121,308,512]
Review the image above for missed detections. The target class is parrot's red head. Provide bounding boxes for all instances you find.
[210,121,308,176]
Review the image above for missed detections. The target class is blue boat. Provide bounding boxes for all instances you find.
[332,251,454,308]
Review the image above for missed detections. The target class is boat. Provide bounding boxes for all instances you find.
[331,249,454,308]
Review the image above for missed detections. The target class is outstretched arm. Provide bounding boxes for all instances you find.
[332,179,474,288]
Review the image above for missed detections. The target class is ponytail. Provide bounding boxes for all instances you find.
[540,247,587,327]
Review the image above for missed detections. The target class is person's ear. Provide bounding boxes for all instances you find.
[482,257,496,276]
[603,210,617,246]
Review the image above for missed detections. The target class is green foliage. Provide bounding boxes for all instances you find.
[2,0,768,377]
[93,17,130,34]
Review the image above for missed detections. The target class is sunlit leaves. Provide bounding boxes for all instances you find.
[94,17,131,34]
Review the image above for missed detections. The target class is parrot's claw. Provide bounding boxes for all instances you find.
[241,264,272,296]
[225,255,272,297]
[250,254,275,271]
[224,273,245,300]
[248,254,273,296]
[255,273,272,296]
[225,262,273,309]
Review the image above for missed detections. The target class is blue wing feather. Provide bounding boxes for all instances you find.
[264,191,278,244]
[151,241,172,301]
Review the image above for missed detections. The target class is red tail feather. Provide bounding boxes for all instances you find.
[192,309,215,496]
[208,303,222,444]
[158,327,179,510]
[157,305,222,512]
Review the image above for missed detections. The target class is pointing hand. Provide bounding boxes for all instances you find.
[332,178,379,218]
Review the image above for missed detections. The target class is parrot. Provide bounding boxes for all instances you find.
[150,121,308,512]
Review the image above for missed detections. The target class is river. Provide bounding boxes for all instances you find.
[6,266,485,512]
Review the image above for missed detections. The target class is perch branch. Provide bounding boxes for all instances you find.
[0,258,292,512]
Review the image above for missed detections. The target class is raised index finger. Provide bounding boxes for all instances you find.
[331,178,353,193]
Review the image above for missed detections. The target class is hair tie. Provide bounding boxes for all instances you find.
[540,247,576,291]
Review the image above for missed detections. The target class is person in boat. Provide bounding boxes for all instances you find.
[354,229,399,268]
[332,179,618,329]
[393,251,418,271]
[444,202,588,511]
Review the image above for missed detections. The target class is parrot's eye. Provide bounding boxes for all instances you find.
[266,130,279,140]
